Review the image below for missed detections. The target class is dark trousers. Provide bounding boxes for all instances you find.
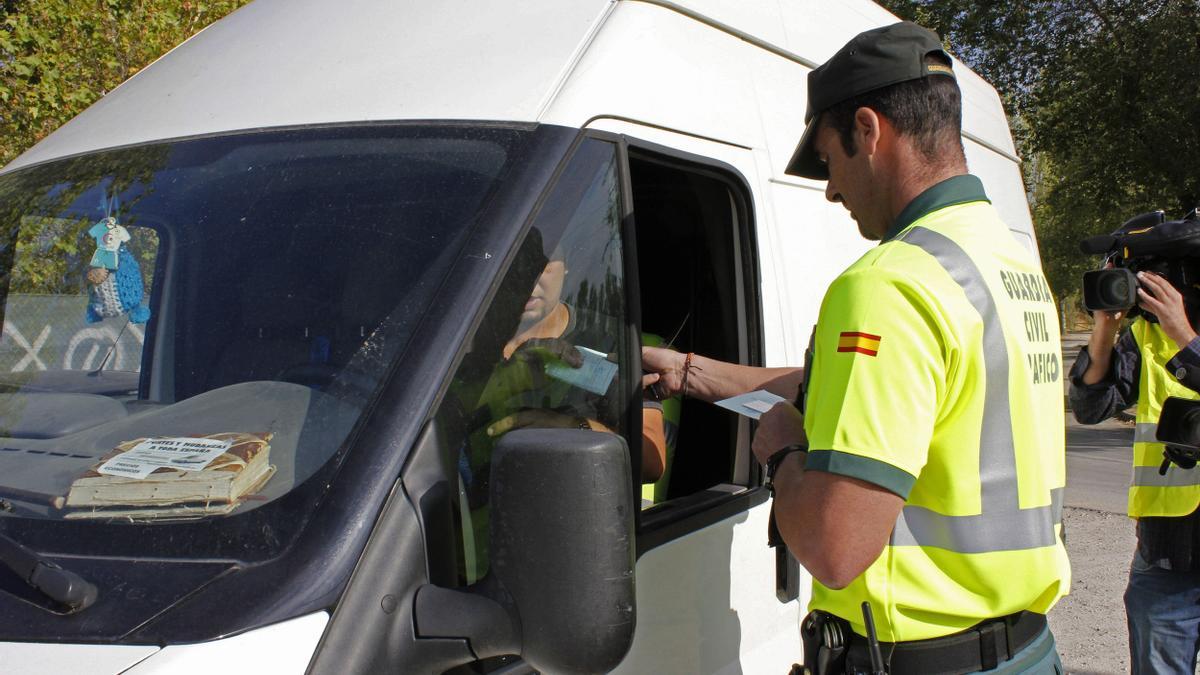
[1126,550,1200,674]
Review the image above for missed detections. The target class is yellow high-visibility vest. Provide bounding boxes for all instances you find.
[1129,318,1200,517]
[803,175,1070,642]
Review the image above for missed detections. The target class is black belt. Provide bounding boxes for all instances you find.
[844,611,1046,675]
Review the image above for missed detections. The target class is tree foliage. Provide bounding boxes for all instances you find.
[878,0,1200,309]
[4,0,1197,316]
[0,1,247,299]
[0,0,251,167]
[0,143,170,295]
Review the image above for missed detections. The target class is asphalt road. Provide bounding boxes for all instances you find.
[1050,333,1145,675]
[1052,413,1137,674]
[1059,332,1132,516]
[1064,415,1131,515]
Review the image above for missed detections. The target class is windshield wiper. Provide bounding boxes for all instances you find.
[0,529,98,612]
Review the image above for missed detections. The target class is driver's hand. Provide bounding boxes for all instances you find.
[641,346,686,397]
[487,409,592,437]
[509,337,584,369]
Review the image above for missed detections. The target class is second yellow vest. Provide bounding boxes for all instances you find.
[1130,318,1200,517]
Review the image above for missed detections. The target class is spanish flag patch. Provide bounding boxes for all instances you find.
[837,331,881,356]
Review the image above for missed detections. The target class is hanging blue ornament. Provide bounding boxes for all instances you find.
[86,244,150,324]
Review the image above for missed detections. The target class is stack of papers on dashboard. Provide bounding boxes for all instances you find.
[63,432,275,519]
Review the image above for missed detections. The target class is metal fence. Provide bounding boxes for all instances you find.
[0,294,145,373]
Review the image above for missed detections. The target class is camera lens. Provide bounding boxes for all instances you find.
[1083,268,1139,311]
[1101,275,1129,305]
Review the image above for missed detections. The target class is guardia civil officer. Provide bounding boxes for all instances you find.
[642,22,1070,673]
[1070,263,1200,674]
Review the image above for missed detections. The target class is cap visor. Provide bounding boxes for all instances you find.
[784,115,828,180]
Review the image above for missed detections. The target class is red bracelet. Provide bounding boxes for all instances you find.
[682,352,694,399]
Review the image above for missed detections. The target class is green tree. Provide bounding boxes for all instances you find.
[0,0,251,167]
[0,143,169,299]
[877,1,1200,309]
[0,1,247,304]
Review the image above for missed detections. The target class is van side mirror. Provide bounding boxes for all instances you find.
[414,428,636,674]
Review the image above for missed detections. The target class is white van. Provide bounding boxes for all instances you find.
[0,1,1038,673]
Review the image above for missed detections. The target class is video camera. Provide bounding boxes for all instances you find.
[1080,209,1200,320]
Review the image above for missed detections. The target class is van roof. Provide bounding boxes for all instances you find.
[3,0,1017,175]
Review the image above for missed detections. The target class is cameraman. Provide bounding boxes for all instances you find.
[1070,268,1200,675]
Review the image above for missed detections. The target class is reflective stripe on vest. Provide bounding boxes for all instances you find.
[1130,414,1200,487]
[1123,417,1200,480]
[1126,422,1200,486]
[891,487,1064,553]
[1134,423,1158,443]
[890,226,1061,552]
[1133,464,1200,487]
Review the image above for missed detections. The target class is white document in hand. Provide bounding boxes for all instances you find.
[714,390,788,420]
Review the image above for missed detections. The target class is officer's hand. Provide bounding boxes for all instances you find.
[752,402,807,466]
[510,337,584,368]
[642,346,686,398]
[1137,271,1198,350]
[486,409,594,437]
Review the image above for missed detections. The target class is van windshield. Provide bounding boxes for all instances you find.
[0,125,525,544]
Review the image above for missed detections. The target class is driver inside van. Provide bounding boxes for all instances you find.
[480,251,615,437]
[452,231,669,579]
[472,243,670,483]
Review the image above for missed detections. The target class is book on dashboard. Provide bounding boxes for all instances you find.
[63,431,274,517]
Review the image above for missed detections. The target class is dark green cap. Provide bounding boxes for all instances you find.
[785,21,955,180]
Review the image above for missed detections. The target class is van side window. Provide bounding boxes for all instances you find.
[630,150,758,521]
[434,138,630,586]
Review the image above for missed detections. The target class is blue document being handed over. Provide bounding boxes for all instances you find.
[545,346,618,396]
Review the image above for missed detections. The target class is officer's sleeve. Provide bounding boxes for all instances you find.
[803,269,944,499]
[1067,329,1140,423]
